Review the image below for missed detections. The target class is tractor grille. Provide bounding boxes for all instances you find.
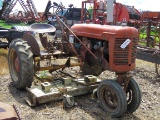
[113,38,138,65]
[131,38,138,63]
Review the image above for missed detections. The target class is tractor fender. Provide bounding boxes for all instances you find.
[22,34,40,56]
[11,26,31,31]
[11,26,35,37]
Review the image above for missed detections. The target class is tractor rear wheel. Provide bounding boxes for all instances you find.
[8,39,34,90]
[126,78,142,113]
[97,80,127,117]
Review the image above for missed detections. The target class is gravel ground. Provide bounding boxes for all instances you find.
[0,59,160,120]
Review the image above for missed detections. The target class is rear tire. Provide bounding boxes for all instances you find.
[8,39,34,89]
[97,80,127,117]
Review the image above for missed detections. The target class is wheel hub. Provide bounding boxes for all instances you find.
[104,89,118,108]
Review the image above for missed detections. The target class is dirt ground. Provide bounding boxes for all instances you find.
[0,54,160,120]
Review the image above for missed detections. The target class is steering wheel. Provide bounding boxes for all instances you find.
[46,2,64,22]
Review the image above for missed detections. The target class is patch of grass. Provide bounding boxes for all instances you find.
[0,49,9,75]
[139,33,147,39]
[36,70,48,79]
[0,48,8,56]
[0,20,27,29]
[155,36,160,42]
[138,41,146,46]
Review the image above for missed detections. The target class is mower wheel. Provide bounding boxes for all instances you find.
[93,88,98,99]
[63,95,75,108]
[97,80,127,117]
[126,78,142,113]
[8,39,34,90]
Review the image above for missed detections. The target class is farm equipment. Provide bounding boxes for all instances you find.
[81,0,141,26]
[140,11,160,47]
[0,0,39,23]
[137,11,160,75]
[0,26,33,49]
[137,45,160,75]
[8,19,141,118]
[42,0,88,28]
[5,1,141,118]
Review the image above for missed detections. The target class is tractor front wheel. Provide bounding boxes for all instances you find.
[8,39,34,90]
[97,80,127,117]
[126,78,142,113]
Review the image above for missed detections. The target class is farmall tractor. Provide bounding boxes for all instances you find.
[7,3,141,118]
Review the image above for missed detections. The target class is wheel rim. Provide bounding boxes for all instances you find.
[15,57,20,72]
[10,48,19,82]
[100,85,118,112]
[125,78,142,113]
[126,88,132,104]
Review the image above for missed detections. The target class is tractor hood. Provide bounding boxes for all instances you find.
[71,24,138,40]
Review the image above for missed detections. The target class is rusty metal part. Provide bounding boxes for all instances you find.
[81,61,103,76]
[55,15,83,64]
[137,46,160,76]
[55,14,98,60]
[116,73,125,86]
[0,102,20,120]
[47,41,63,53]
[137,47,160,64]
[123,74,132,92]
[155,63,160,77]
[39,33,64,53]
[116,73,132,92]
[15,57,20,72]
[36,61,82,71]
[34,57,83,72]
[146,20,152,47]
[13,105,21,120]
[102,87,118,107]
[22,34,40,55]
[80,42,109,75]
[154,51,160,76]
[39,34,48,50]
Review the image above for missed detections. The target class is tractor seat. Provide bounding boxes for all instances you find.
[30,23,56,33]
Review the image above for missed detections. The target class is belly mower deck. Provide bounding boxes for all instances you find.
[25,75,101,107]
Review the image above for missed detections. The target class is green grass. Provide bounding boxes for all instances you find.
[139,33,147,39]
[138,41,146,46]
[0,20,27,29]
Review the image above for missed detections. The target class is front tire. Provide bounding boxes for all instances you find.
[8,39,34,89]
[126,78,142,113]
[97,80,127,117]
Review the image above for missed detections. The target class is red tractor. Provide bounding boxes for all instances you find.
[7,1,141,118]
[70,23,141,117]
